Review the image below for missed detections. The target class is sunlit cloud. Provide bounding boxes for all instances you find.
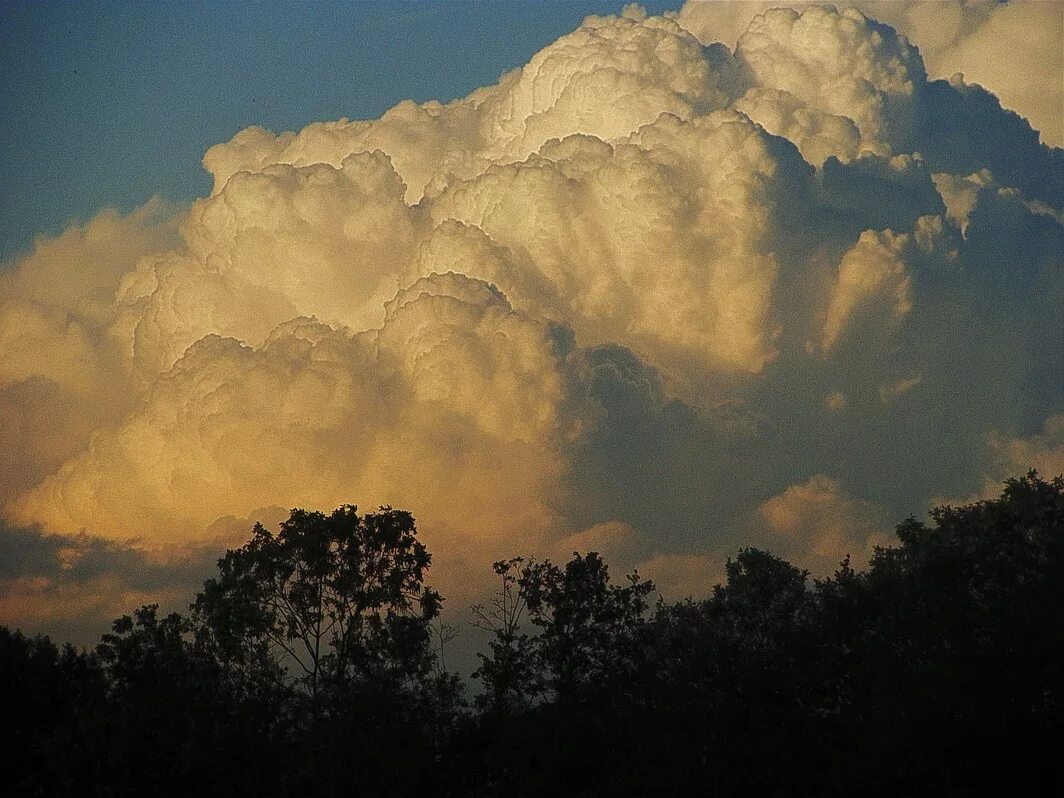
[1,3,1060,631]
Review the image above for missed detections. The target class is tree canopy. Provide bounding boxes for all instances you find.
[2,473,1061,796]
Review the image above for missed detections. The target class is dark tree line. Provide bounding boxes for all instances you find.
[3,474,1062,796]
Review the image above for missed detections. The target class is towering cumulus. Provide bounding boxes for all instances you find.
[1,3,1061,622]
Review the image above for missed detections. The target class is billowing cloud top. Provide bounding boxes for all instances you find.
[1,2,1061,629]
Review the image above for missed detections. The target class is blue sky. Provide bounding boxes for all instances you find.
[0,1,678,261]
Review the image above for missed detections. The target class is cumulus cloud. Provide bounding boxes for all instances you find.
[1,3,1061,623]
[736,5,927,160]
[975,415,1064,498]
[820,228,913,352]
[676,0,1064,146]
[0,202,179,506]
[759,475,891,574]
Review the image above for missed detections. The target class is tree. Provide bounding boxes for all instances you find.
[190,505,460,796]
[94,604,241,794]
[193,505,442,718]
[840,471,1064,791]
[464,552,655,795]
[619,549,829,794]
[4,477,1062,795]
[0,627,107,795]
[518,551,655,701]
[472,557,541,714]
[97,604,197,692]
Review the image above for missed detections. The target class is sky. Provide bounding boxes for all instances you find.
[0,0,1062,648]
[0,0,676,261]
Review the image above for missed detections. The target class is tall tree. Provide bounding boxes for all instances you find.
[518,551,655,701]
[472,557,540,714]
[193,505,442,716]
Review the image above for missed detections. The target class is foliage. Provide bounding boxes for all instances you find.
[2,473,1061,796]
[192,506,440,711]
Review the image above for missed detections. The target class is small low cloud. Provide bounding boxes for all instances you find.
[0,521,220,644]
[759,476,893,575]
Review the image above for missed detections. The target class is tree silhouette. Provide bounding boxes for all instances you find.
[193,505,441,717]
[467,552,655,794]
[0,628,106,794]
[830,471,1064,791]
[191,504,455,796]
[2,473,1061,796]
[472,558,540,714]
[518,551,654,701]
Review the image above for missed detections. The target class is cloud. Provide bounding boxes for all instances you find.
[820,228,912,352]
[735,5,927,160]
[981,415,1064,495]
[759,475,891,574]
[0,520,219,644]
[481,5,733,161]
[0,202,179,507]
[1,3,1061,628]
[426,111,814,377]
[675,0,1063,147]
[638,552,726,600]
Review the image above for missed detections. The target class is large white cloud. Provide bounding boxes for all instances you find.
[735,4,927,160]
[676,0,1064,147]
[1,3,1061,625]
[0,202,179,506]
